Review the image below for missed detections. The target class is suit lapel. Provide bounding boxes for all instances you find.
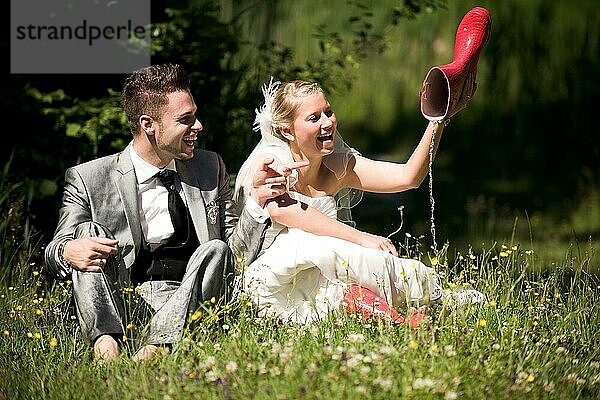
[115,144,142,264]
[177,159,210,243]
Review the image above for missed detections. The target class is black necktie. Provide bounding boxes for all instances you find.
[156,169,188,241]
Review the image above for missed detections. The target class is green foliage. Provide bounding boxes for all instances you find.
[30,87,129,158]
[3,0,598,282]
[16,0,445,173]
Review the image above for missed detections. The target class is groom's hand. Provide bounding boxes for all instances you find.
[251,157,309,207]
[63,237,119,272]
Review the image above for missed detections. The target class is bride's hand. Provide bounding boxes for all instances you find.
[357,232,398,256]
[269,159,309,178]
[251,157,309,207]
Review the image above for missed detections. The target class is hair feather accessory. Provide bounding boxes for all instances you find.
[253,76,281,136]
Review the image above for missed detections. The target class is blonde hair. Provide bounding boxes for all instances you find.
[270,80,324,140]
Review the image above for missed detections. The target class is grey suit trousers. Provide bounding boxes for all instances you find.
[71,221,233,345]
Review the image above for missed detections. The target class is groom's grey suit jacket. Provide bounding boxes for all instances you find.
[45,143,268,280]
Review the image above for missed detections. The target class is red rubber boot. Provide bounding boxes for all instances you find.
[343,284,426,329]
[420,7,492,122]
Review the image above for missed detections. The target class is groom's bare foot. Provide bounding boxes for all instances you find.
[93,335,120,363]
[132,344,170,363]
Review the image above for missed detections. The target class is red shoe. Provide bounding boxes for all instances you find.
[343,284,426,329]
[420,7,492,122]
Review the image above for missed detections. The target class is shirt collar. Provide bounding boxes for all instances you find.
[130,146,177,184]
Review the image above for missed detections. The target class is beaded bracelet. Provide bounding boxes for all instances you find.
[58,240,71,268]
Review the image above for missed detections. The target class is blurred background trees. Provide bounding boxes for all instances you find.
[2,0,598,266]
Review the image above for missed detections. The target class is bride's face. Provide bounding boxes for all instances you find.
[288,92,337,159]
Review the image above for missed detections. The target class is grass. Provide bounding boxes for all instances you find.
[1,153,598,398]
[1,231,598,399]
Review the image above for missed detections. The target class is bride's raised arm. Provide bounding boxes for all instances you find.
[343,121,444,193]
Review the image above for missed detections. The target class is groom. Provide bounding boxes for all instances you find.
[44,63,289,362]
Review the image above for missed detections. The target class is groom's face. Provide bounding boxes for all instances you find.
[154,90,202,162]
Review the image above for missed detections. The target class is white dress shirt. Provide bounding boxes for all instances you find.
[130,147,184,243]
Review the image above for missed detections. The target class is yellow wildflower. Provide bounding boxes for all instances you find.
[527,374,535,382]
[478,319,487,328]
[2,330,9,337]
[49,338,58,347]
[190,310,203,321]
[34,332,42,339]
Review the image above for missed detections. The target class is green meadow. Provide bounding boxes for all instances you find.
[1,222,598,399]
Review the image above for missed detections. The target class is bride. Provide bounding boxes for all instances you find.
[234,78,485,325]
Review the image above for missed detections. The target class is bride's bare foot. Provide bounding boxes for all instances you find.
[132,344,170,363]
[93,335,120,363]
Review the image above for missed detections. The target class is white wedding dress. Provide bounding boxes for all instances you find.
[242,192,445,324]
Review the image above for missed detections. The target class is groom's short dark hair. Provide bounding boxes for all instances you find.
[121,63,191,136]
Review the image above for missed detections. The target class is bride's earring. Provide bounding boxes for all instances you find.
[280,129,294,142]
